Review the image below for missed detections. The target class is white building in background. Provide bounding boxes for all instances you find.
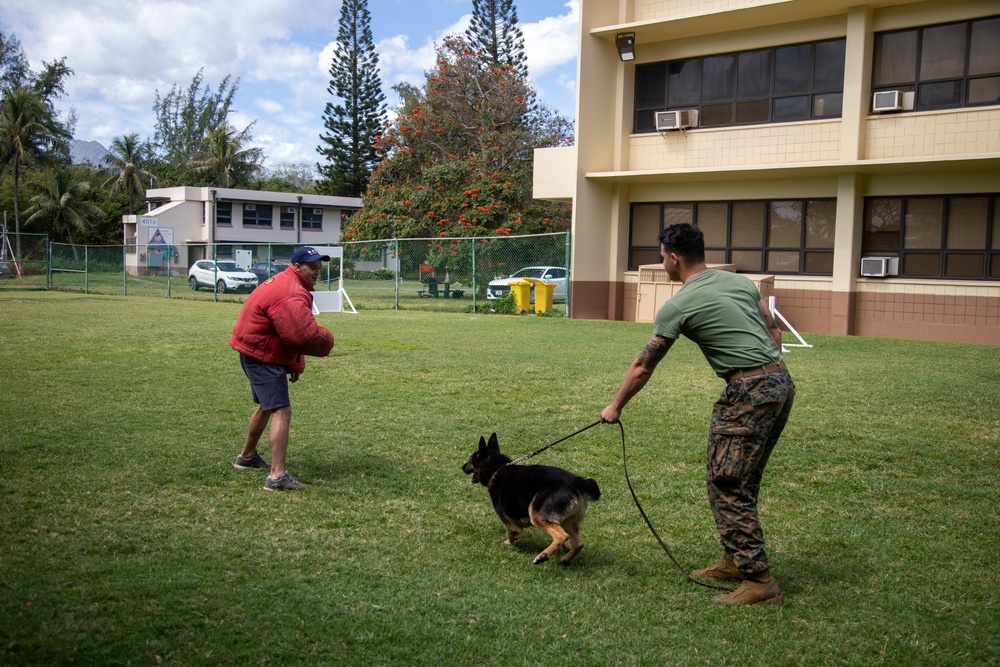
[122,187,361,276]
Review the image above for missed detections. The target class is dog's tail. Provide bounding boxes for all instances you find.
[576,477,601,501]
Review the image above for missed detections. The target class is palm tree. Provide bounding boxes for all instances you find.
[102,133,156,215]
[23,168,104,260]
[0,86,70,255]
[187,122,263,188]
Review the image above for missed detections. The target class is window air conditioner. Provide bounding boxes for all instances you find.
[286,207,295,214]
[245,203,256,211]
[860,256,899,277]
[872,90,914,113]
[655,109,699,131]
[312,208,322,215]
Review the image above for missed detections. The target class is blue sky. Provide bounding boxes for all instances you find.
[1,0,579,171]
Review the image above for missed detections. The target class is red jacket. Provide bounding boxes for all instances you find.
[229,266,334,374]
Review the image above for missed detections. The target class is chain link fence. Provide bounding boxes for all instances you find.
[0,232,48,288]
[1,232,571,314]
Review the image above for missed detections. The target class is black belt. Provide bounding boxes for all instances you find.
[726,360,785,383]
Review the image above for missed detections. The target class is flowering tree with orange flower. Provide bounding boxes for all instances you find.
[344,36,572,275]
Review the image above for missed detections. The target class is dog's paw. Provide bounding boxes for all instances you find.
[533,553,550,565]
[504,538,515,546]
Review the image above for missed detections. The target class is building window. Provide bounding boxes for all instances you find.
[302,208,323,230]
[242,204,273,228]
[280,206,296,229]
[863,195,1000,279]
[633,38,845,132]
[628,199,835,274]
[873,16,1000,110]
[216,201,232,226]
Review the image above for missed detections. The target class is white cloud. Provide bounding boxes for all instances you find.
[523,0,580,78]
[4,0,579,167]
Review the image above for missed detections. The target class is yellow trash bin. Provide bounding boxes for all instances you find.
[509,279,532,314]
[532,280,555,313]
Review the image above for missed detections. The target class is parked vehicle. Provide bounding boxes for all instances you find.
[249,261,289,284]
[188,260,258,293]
[486,266,568,301]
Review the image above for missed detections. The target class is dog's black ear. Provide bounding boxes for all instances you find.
[487,432,499,452]
[478,435,487,453]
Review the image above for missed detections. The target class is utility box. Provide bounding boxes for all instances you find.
[635,264,772,323]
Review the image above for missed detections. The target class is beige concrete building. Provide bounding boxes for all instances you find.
[535,0,1000,344]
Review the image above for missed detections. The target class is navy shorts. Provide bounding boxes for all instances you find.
[239,353,290,411]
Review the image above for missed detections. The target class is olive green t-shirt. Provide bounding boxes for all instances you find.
[653,270,782,377]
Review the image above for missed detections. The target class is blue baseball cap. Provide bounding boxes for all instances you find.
[290,246,330,264]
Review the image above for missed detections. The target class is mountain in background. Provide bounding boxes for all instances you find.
[70,140,110,166]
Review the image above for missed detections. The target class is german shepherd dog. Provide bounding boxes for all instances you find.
[462,433,601,565]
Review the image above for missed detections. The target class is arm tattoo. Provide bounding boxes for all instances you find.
[636,335,672,369]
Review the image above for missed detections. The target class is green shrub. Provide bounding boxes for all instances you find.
[489,291,518,314]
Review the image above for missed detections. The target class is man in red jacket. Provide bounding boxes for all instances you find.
[229,246,335,490]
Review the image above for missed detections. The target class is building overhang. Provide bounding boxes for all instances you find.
[591,0,934,46]
[585,154,1000,185]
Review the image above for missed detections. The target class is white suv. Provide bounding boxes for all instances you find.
[188,260,258,293]
[486,266,568,301]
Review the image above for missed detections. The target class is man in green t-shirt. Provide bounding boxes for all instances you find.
[601,223,795,605]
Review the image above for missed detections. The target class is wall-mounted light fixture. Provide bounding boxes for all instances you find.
[615,33,636,62]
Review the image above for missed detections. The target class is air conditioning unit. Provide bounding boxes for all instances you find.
[655,109,699,131]
[860,256,899,277]
[872,90,915,113]
[286,207,296,214]
[245,203,256,211]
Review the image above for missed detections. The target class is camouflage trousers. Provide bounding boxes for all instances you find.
[706,369,795,575]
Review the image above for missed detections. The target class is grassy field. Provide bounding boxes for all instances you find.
[0,291,997,666]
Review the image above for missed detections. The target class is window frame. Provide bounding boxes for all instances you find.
[279,206,296,230]
[872,15,1000,111]
[628,198,836,275]
[241,203,273,228]
[302,208,324,231]
[633,37,846,133]
[215,201,232,226]
[862,194,1000,280]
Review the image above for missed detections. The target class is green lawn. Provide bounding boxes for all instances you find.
[0,292,997,666]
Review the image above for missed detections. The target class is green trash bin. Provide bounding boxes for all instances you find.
[509,279,532,314]
[532,280,555,313]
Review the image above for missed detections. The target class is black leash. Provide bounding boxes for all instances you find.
[614,420,733,592]
[505,420,602,465]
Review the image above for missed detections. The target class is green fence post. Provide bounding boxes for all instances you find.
[84,245,89,294]
[123,244,128,296]
[471,235,477,313]
[213,245,218,302]
[394,238,400,310]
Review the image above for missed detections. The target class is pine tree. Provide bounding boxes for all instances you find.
[464,0,527,75]
[316,0,387,198]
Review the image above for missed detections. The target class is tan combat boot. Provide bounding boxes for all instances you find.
[691,552,744,581]
[712,570,784,605]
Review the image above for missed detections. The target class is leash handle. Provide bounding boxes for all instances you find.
[616,420,734,592]
[507,419,601,465]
